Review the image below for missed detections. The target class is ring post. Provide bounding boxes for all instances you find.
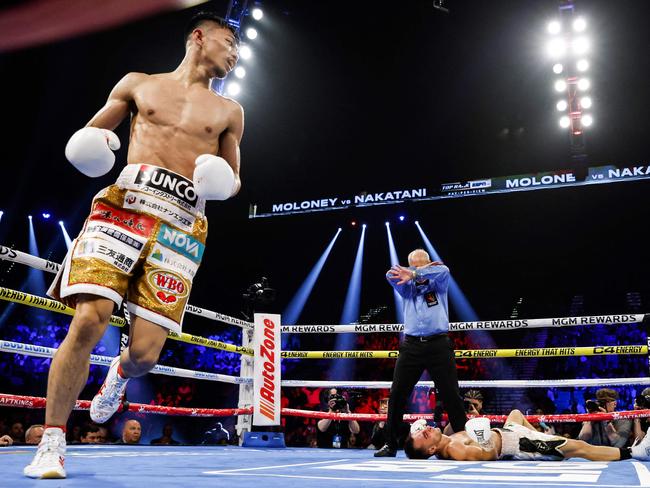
[243,313,285,447]
[236,326,255,444]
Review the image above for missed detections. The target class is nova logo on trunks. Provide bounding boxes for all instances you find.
[148,269,189,304]
[156,224,204,263]
[89,202,155,237]
[135,165,198,207]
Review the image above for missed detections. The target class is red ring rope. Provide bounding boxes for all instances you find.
[281,407,650,423]
[3,393,649,423]
[0,393,252,417]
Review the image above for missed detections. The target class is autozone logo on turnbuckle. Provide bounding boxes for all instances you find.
[258,318,277,421]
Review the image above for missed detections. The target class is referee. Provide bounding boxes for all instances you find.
[375,249,467,457]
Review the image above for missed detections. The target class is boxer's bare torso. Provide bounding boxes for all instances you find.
[87,72,243,181]
[436,430,501,460]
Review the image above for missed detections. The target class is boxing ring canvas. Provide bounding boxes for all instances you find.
[1,445,648,488]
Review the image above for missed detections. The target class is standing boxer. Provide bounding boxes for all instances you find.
[25,12,243,479]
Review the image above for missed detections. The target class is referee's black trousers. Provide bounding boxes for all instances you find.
[384,333,467,449]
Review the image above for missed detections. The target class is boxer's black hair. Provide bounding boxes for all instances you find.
[404,434,432,459]
[184,12,240,45]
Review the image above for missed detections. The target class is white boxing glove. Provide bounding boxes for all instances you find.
[465,417,493,447]
[64,127,120,177]
[410,418,427,435]
[193,154,237,201]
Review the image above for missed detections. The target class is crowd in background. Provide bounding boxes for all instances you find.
[0,297,648,448]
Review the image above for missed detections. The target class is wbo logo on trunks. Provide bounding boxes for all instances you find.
[148,269,189,304]
[156,224,204,263]
[135,165,198,207]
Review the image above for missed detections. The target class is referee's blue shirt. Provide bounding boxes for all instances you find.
[386,264,450,336]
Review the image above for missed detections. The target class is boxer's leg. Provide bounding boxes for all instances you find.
[46,295,114,425]
[90,315,168,423]
[119,315,168,377]
[25,295,114,479]
[559,438,624,461]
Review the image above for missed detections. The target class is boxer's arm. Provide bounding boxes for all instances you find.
[217,100,244,196]
[86,72,147,129]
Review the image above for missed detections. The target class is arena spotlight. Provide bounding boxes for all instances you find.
[251,8,263,20]
[577,78,591,91]
[28,213,46,295]
[362,224,366,228]
[282,227,342,325]
[339,224,366,325]
[239,45,252,60]
[573,17,587,32]
[576,59,589,72]
[245,28,258,40]
[552,63,563,74]
[234,67,246,79]
[572,37,589,55]
[580,96,592,109]
[28,215,33,220]
[351,221,357,226]
[59,220,72,249]
[546,38,566,58]
[42,213,51,219]
[559,116,571,128]
[547,20,561,35]
[556,100,568,111]
[384,219,403,322]
[332,222,366,380]
[399,216,405,221]
[554,79,567,92]
[226,82,241,96]
[582,114,593,127]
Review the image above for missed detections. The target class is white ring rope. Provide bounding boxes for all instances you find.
[0,245,253,329]
[0,340,251,385]
[280,377,650,389]
[2,339,647,390]
[283,314,646,333]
